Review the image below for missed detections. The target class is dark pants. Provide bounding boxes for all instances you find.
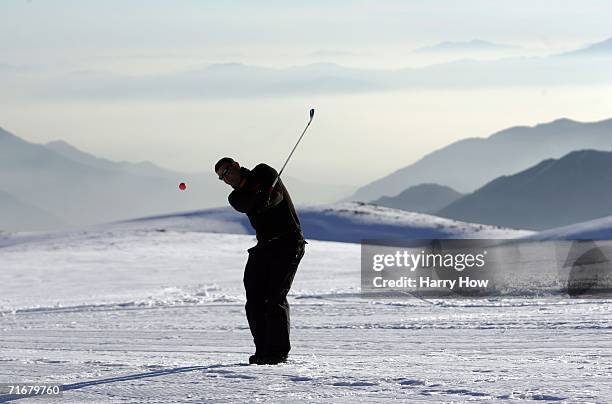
[243,237,305,358]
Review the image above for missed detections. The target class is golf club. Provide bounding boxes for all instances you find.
[270,108,315,190]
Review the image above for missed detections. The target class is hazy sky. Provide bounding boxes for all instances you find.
[1,0,612,187]
[3,0,612,69]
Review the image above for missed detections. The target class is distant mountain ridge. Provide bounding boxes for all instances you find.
[45,140,178,179]
[0,126,229,230]
[438,149,612,230]
[559,37,612,57]
[0,188,64,231]
[44,139,354,205]
[349,117,612,202]
[371,183,463,213]
[0,126,355,231]
[414,39,518,53]
[6,37,610,99]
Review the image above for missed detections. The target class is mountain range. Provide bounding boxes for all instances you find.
[559,37,612,58]
[0,126,224,231]
[437,149,612,230]
[0,127,351,231]
[0,189,63,231]
[3,37,610,100]
[371,183,463,213]
[351,117,612,202]
[413,39,519,53]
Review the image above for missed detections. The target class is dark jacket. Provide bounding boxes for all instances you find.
[228,163,303,243]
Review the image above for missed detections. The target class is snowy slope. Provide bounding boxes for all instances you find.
[530,214,612,240]
[113,201,532,242]
[0,224,610,402]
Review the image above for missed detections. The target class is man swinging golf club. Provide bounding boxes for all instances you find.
[215,109,314,365]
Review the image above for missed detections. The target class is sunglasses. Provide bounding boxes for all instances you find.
[218,166,231,180]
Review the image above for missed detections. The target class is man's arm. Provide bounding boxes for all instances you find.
[228,190,251,213]
[252,164,283,210]
[228,164,283,214]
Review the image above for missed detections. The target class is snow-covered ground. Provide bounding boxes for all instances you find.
[1,214,611,402]
[531,213,612,240]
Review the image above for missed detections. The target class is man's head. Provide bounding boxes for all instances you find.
[215,157,242,188]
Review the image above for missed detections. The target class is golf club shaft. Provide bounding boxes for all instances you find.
[270,109,315,190]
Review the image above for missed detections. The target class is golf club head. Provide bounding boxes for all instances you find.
[309,108,315,120]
